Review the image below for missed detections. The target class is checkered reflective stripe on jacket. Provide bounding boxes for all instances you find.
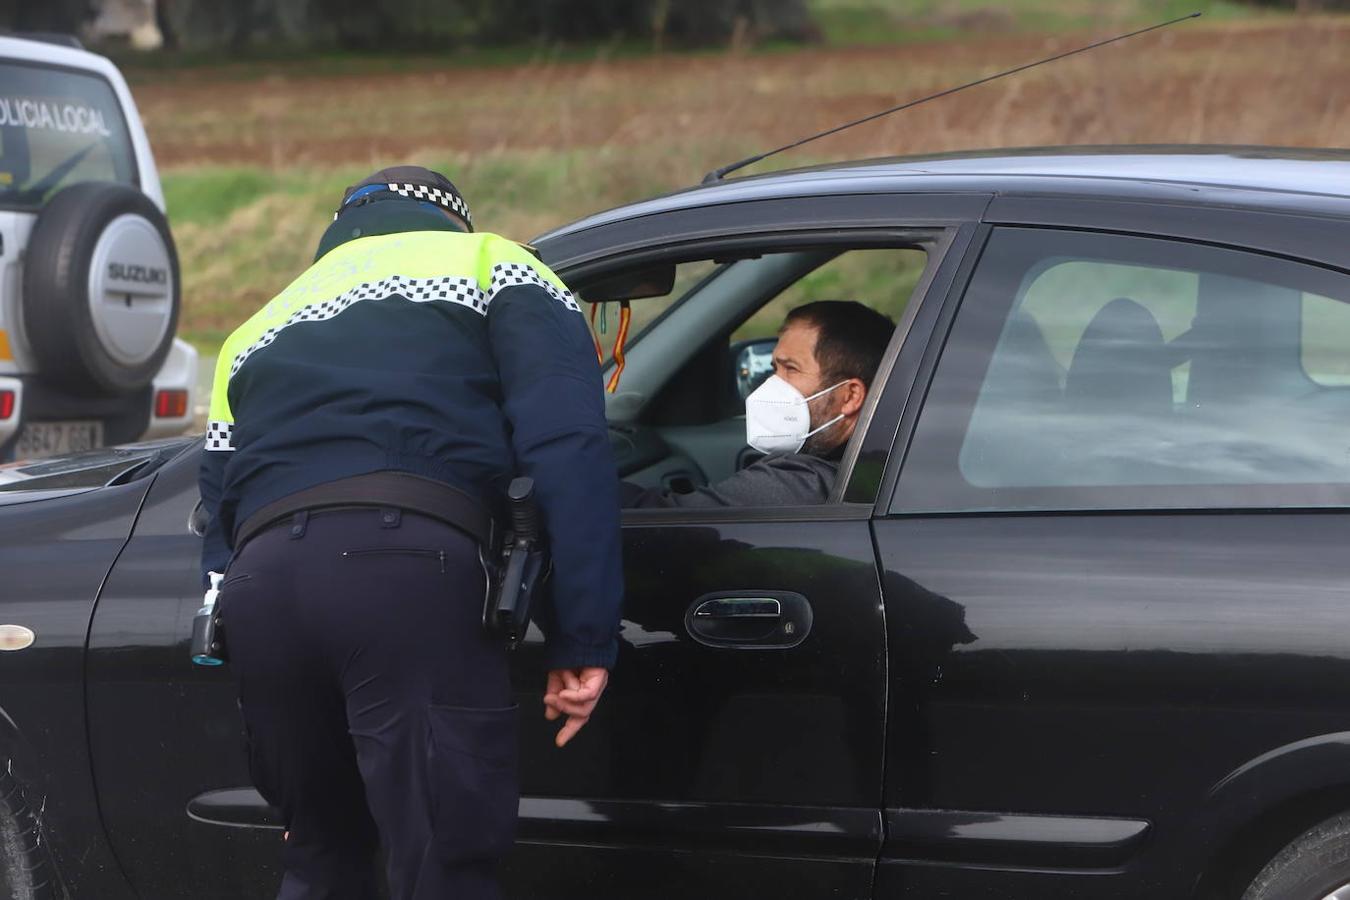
[227,274,484,379]
[387,182,473,227]
[205,420,234,451]
[488,262,581,313]
[221,265,578,393]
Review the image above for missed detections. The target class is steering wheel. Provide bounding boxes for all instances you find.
[608,423,711,489]
[608,423,672,478]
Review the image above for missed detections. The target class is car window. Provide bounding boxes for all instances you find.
[895,227,1350,513]
[734,248,927,341]
[594,259,720,365]
[1302,292,1350,386]
[727,247,926,401]
[617,243,930,509]
[0,61,137,209]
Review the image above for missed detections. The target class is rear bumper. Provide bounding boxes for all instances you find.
[142,339,199,439]
[0,338,197,460]
[0,375,21,451]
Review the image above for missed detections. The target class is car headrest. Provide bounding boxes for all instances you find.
[1065,297,1172,412]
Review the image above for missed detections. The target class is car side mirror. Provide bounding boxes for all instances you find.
[732,337,777,402]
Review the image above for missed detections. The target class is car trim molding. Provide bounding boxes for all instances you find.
[189,788,885,859]
[885,808,1151,871]
[986,196,1350,274]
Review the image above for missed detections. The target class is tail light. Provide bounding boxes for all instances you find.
[0,390,13,420]
[154,389,188,419]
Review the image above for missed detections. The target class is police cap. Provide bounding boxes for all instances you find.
[337,166,473,231]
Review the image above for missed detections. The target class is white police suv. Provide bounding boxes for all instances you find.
[0,32,195,460]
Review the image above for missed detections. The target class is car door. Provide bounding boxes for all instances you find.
[501,198,984,899]
[86,447,282,899]
[871,219,1350,899]
[0,472,153,900]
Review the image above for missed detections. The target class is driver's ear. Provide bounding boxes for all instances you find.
[840,378,867,417]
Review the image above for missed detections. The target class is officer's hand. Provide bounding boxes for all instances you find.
[543,667,609,748]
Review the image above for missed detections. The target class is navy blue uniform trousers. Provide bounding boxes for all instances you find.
[221,507,518,900]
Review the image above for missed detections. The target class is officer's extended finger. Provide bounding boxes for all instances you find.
[555,714,589,747]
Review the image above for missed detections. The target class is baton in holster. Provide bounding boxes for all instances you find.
[484,477,548,648]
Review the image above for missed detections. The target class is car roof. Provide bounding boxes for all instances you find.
[534,145,1350,243]
[0,33,117,77]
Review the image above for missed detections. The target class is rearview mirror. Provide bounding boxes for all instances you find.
[578,263,677,304]
[733,337,777,401]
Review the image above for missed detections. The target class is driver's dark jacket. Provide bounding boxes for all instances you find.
[198,201,622,670]
[621,451,839,508]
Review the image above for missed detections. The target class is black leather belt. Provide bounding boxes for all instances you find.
[233,471,494,551]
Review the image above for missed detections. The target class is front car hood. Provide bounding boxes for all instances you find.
[0,436,196,498]
[0,487,97,507]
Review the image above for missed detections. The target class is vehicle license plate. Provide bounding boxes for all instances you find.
[15,421,104,459]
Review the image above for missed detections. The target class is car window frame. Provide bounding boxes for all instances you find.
[885,223,1350,516]
[0,57,141,213]
[610,228,949,525]
[541,196,991,524]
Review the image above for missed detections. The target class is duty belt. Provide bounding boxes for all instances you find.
[233,471,494,550]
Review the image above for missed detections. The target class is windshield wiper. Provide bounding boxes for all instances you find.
[18,139,99,198]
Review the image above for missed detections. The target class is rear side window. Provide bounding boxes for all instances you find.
[896,227,1350,512]
[0,61,136,210]
[1302,292,1350,386]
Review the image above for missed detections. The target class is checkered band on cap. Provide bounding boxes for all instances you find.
[387,182,473,227]
[205,420,234,451]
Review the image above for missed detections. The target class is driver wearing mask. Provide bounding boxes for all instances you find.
[622,300,895,508]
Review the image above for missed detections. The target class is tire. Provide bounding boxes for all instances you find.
[22,181,181,397]
[1244,813,1350,900]
[0,770,60,900]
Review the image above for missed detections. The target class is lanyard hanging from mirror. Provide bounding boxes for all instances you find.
[589,300,631,393]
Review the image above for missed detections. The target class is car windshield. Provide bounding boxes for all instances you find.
[0,437,192,492]
[0,60,137,209]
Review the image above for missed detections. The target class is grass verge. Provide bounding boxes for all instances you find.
[156,15,1350,350]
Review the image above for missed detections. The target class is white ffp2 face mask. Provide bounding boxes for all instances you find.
[744,375,846,457]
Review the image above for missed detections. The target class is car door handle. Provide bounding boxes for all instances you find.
[693,597,782,619]
[685,591,812,649]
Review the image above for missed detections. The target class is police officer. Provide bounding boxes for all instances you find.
[198,166,623,900]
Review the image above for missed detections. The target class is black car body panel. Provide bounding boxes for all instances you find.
[502,515,888,899]
[874,514,1350,897]
[86,451,282,898]
[1,146,1349,897]
[0,476,149,899]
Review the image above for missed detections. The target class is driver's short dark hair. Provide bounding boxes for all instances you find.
[782,301,896,389]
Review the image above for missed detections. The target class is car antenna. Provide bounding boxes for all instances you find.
[700,12,1201,185]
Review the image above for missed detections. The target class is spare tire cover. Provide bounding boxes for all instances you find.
[22,181,181,397]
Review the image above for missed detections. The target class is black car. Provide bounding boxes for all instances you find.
[4,146,1350,900]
